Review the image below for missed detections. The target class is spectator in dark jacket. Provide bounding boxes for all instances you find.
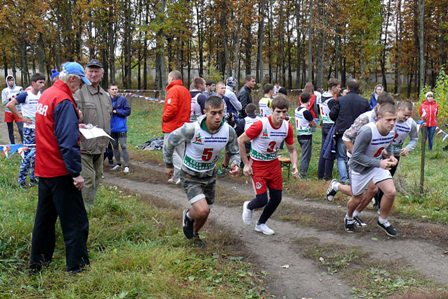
[329,78,369,183]
[238,75,256,117]
[109,85,131,173]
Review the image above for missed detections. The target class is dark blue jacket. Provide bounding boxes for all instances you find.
[329,91,369,135]
[111,95,131,133]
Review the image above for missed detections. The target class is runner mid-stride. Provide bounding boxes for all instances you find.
[164,96,240,247]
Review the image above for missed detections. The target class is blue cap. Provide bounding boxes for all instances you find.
[50,69,60,80]
[62,62,91,85]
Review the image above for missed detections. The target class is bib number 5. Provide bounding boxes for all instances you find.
[202,148,213,161]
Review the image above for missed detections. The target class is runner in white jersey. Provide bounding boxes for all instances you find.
[295,92,316,178]
[6,73,46,188]
[344,103,399,237]
[164,96,240,246]
[373,100,418,208]
[238,94,298,235]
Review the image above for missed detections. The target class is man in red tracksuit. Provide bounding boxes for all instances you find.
[30,62,90,273]
[162,70,191,183]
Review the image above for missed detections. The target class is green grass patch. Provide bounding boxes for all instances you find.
[0,158,267,298]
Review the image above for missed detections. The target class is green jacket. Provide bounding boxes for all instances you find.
[75,84,113,154]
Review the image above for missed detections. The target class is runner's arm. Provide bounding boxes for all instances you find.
[227,127,241,168]
[163,122,195,167]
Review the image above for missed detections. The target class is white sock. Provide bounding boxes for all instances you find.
[187,211,192,219]
[378,216,387,224]
[353,210,360,217]
[333,181,340,191]
[345,214,353,221]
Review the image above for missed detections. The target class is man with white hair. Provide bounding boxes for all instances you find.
[30,62,90,273]
[75,59,113,206]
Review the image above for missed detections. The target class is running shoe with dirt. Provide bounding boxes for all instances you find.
[344,218,356,233]
[353,215,367,227]
[377,220,397,237]
[242,201,253,225]
[255,223,275,235]
[326,179,338,201]
[192,233,206,248]
[182,209,195,239]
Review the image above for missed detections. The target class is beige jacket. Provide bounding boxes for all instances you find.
[75,84,113,154]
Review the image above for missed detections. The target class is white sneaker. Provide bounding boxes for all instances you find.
[326,179,338,201]
[255,223,275,235]
[111,165,121,171]
[123,167,130,174]
[242,201,253,225]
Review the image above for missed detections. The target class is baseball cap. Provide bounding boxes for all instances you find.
[62,62,91,85]
[50,69,60,80]
[86,59,103,68]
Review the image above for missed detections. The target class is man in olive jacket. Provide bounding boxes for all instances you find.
[75,59,113,206]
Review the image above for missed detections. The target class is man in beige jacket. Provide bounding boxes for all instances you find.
[75,59,112,206]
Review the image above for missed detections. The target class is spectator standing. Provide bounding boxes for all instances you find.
[298,82,317,119]
[6,73,46,187]
[162,70,191,184]
[109,85,131,173]
[329,79,369,184]
[369,84,383,110]
[2,75,23,144]
[203,79,217,98]
[238,75,256,117]
[294,92,316,178]
[30,62,90,273]
[419,91,438,151]
[273,81,281,95]
[189,77,207,121]
[258,84,274,117]
[74,59,113,206]
[317,78,340,180]
[223,78,242,120]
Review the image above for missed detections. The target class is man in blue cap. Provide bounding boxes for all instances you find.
[30,61,90,273]
[75,59,113,206]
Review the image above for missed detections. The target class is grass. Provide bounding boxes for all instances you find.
[125,96,448,224]
[0,157,267,298]
[295,237,447,299]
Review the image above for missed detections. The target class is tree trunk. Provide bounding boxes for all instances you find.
[380,0,392,91]
[394,0,402,96]
[2,49,8,79]
[155,0,167,97]
[418,0,425,94]
[307,0,314,83]
[316,0,325,89]
[256,0,265,84]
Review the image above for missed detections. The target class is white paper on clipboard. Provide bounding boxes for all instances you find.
[80,126,114,140]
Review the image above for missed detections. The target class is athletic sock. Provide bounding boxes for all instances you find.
[353,210,360,217]
[334,181,340,191]
[378,216,387,224]
[345,214,353,221]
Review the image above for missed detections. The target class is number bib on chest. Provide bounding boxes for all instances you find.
[391,118,413,152]
[365,122,395,158]
[183,122,230,172]
[250,118,288,161]
[295,107,312,135]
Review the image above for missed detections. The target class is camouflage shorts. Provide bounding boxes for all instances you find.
[180,170,216,206]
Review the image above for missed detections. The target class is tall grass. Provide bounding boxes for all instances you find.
[0,157,266,298]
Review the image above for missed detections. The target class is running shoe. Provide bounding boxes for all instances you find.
[353,216,367,227]
[182,209,195,239]
[111,165,121,171]
[255,223,275,235]
[326,179,338,201]
[123,167,130,174]
[192,233,206,248]
[344,218,356,233]
[377,220,397,237]
[242,201,253,225]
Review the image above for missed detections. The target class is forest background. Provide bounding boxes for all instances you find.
[0,0,446,99]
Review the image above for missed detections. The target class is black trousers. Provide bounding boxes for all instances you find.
[30,175,89,272]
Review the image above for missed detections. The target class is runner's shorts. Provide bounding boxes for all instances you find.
[251,158,283,195]
[350,167,392,196]
[181,169,216,206]
[4,112,22,123]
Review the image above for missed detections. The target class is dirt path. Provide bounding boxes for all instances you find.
[104,160,448,298]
